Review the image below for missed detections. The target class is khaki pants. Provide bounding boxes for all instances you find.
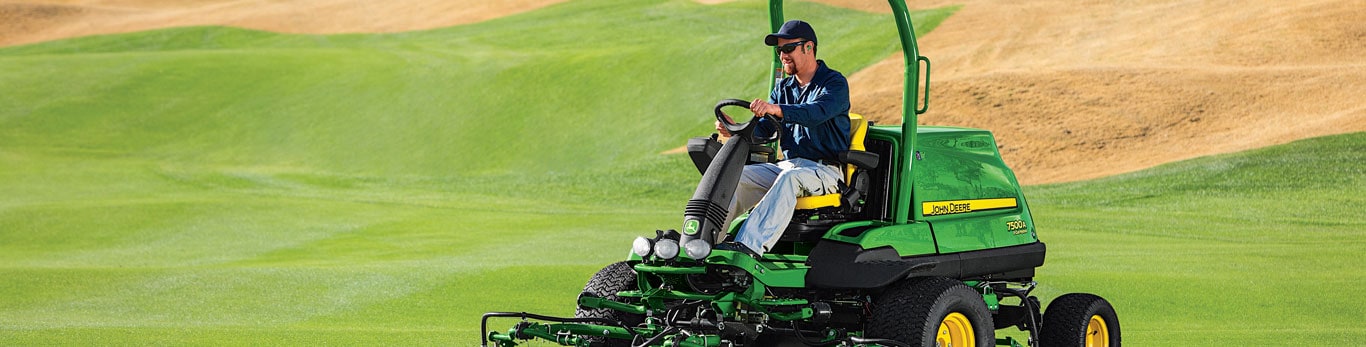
[722,158,842,255]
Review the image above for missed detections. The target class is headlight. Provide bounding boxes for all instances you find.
[684,239,712,260]
[654,239,680,260]
[632,237,653,258]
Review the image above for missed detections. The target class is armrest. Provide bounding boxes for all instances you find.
[840,150,880,169]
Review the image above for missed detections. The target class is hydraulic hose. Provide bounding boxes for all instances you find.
[480,312,639,347]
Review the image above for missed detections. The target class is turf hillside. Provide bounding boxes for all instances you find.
[0,0,952,177]
[0,0,955,344]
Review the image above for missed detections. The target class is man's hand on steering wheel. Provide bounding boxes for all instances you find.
[749,99,783,119]
[714,114,735,137]
[716,99,782,138]
[714,99,781,145]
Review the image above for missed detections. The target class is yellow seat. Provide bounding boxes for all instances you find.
[794,113,869,210]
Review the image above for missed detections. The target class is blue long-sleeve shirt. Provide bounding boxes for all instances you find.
[755,60,851,162]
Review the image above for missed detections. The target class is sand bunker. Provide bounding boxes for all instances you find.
[845,0,1365,183]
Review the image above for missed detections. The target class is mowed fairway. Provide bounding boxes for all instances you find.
[1017,133,1366,344]
[0,0,946,344]
[1,0,1363,345]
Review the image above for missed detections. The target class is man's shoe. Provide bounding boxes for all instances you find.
[715,242,760,258]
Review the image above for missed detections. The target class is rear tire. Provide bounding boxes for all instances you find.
[1040,293,1121,347]
[867,276,995,347]
[574,261,644,347]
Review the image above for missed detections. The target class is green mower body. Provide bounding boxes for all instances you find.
[482,1,1118,346]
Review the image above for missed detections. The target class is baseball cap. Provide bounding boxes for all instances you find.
[764,20,818,46]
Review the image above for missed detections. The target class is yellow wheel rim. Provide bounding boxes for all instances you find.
[936,312,974,347]
[1085,315,1110,347]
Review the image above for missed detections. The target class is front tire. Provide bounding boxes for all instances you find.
[1040,293,1121,347]
[574,261,644,347]
[867,276,995,347]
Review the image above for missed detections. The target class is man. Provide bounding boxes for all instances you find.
[715,20,851,257]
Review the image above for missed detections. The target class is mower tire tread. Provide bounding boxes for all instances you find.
[574,261,643,347]
[1040,293,1121,347]
[867,276,995,347]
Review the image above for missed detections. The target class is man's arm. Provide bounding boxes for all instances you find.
[774,76,849,127]
[719,105,777,138]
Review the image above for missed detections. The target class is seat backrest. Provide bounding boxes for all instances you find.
[844,113,869,182]
[793,113,869,211]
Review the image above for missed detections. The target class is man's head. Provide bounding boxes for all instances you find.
[765,20,818,76]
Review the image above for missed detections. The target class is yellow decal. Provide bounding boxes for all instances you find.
[922,198,1018,216]
[1006,219,1029,235]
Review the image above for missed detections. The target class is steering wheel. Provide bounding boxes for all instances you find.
[714,99,781,145]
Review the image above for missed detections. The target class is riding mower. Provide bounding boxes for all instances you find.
[482,1,1119,346]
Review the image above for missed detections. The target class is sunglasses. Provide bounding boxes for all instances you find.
[776,40,809,54]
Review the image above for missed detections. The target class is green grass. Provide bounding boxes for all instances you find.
[0,0,952,177]
[0,0,958,344]
[1007,132,1366,345]
[2,0,1362,345]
